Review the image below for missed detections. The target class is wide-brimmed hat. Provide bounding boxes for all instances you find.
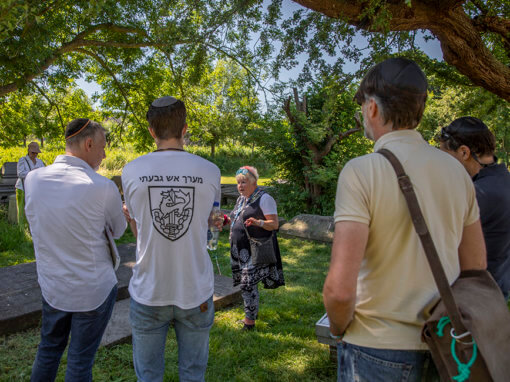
[28,142,41,153]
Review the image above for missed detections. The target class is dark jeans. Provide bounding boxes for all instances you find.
[337,341,439,382]
[31,285,117,382]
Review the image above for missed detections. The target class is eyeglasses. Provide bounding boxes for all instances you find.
[236,167,256,179]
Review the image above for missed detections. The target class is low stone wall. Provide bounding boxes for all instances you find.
[279,214,334,243]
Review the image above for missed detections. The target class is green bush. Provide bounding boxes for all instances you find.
[187,144,274,176]
[0,205,35,266]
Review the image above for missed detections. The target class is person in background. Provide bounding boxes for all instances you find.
[16,141,45,226]
[439,116,510,299]
[323,58,486,381]
[122,96,220,382]
[229,166,285,330]
[25,118,126,381]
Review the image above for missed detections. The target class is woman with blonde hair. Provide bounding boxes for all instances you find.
[229,166,285,330]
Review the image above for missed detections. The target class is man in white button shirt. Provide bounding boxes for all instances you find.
[25,118,126,382]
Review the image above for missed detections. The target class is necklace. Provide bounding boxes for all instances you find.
[153,147,185,153]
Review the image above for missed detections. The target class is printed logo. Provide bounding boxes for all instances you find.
[149,186,194,241]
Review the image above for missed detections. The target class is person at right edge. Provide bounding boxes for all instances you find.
[322,58,487,381]
[122,96,220,382]
[439,116,510,300]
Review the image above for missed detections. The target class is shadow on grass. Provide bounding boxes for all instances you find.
[0,231,336,381]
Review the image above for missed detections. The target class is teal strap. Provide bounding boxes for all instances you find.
[451,339,477,382]
[436,316,477,382]
[436,316,450,337]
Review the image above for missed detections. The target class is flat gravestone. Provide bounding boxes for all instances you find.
[0,242,242,341]
[0,243,136,336]
[7,194,17,223]
[279,214,334,243]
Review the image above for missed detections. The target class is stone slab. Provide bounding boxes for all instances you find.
[279,214,334,243]
[0,242,242,339]
[315,313,338,363]
[315,313,336,346]
[0,243,136,336]
[1,162,17,178]
[100,275,242,347]
[7,194,17,223]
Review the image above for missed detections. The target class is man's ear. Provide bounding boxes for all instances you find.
[148,127,157,139]
[367,98,379,120]
[84,137,94,152]
[458,145,471,161]
[182,123,188,137]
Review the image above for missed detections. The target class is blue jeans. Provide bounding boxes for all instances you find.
[337,342,439,382]
[31,285,117,382]
[130,295,215,382]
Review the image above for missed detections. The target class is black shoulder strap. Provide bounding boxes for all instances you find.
[377,148,466,333]
[24,156,32,171]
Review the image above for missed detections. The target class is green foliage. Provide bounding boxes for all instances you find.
[420,82,510,165]
[0,205,34,267]
[0,146,62,167]
[0,86,99,148]
[187,144,273,176]
[262,79,372,217]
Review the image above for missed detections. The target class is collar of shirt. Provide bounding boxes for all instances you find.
[54,154,94,172]
[473,161,508,181]
[373,129,424,152]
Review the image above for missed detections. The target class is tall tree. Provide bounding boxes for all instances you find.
[263,79,371,215]
[289,0,510,101]
[0,0,264,97]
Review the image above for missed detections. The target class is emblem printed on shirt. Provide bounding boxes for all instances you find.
[149,186,194,241]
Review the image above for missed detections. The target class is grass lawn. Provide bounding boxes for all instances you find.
[0,226,336,381]
[221,176,271,185]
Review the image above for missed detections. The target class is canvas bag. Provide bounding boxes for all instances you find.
[378,148,510,382]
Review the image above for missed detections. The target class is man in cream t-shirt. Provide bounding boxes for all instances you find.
[122,96,221,382]
[322,58,487,381]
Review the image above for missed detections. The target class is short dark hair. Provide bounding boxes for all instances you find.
[439,117,495,156]
[65,119,104,146]
[354,57,428,130]
[146,99,186,140]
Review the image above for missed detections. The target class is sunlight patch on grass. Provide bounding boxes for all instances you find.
[221,176,271,185]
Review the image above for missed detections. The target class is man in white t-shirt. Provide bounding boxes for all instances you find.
[322,58,486,381]
[25,119,126,381]
[122,96,221,382]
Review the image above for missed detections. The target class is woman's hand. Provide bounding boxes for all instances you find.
[244,217,262,227]
[245,214,279,231]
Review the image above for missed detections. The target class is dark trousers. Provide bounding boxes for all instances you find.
[31,286,117,382]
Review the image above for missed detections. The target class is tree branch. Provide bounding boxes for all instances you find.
[0,23,188,97]
[30,82,65,131]
[75,48,145,130]
[291,0,510,102]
